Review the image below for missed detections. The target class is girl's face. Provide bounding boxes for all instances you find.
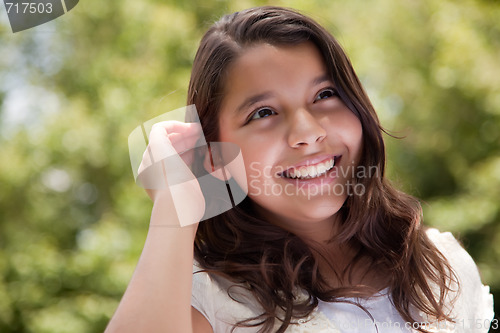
[218,42,363,233]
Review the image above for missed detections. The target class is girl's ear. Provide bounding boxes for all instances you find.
[203,145,231,182]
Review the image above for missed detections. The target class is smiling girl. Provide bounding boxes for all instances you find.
[106,6,494,333]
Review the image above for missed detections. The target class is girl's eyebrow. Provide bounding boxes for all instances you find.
[312,74,332,86]
[234,74,332,116]
[236,92,274,115]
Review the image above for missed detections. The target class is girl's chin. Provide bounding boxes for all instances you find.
[249,196,346,224]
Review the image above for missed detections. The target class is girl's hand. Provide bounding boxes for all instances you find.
[137,121,206,227]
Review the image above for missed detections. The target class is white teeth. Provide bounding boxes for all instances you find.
[299,168,308,178]
[307,165,317,177]
[316,163,327,175]
[285,157,335,179]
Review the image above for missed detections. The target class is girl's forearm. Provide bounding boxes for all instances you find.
[105,195,197,333]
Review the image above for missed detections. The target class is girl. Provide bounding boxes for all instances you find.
[106,6,494,333]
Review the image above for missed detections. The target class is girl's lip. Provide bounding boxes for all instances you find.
[276,154,340,176]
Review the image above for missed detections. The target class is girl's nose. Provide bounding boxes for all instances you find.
[286,108,326,148]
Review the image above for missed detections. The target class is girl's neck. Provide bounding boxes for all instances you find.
[252,201,342,244]
[310,240,390,293]
[252,202,390,292]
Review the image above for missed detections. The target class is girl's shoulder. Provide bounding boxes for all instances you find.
[422,228,495,332]
[191,261,264,332]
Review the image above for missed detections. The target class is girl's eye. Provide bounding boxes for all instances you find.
[315,88,338,101]
[250,107,277,121]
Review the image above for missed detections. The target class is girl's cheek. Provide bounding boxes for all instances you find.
[339,113,363,155]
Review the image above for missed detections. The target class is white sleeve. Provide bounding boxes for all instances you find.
[191,262,217,327]
[426,228,495,333]
[191,261,263,333]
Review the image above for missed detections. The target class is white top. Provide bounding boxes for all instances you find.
[191,229,494,332]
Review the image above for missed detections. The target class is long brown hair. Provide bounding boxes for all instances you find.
[188,6,458,332]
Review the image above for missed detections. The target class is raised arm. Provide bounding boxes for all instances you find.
[105,122,213,333]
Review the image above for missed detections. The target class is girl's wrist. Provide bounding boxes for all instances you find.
[150,194,200,231]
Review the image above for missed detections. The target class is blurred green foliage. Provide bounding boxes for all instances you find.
[0,0,498,332]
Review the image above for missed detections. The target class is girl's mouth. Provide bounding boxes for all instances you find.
[278,156,341,180]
